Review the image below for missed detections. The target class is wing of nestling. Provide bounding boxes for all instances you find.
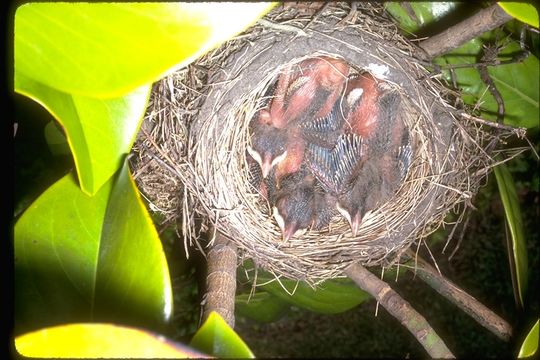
[397,131,412,181]
[306,143,339,194]
[332,133,365,193]
[300,94,346,148]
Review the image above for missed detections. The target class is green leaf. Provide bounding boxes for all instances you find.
[245,269,370,314]
[498,3,539,28]
[434,37,539,128]
[238,261,370,314]
[494,163,528,308]
[15,161,172,334]
[15,323,209,358]
[14,2,275,98]
[44,121,70,156]
[488,46,540,127]
[15,73,150,195]
[190,312,254,358]
[262,278,370,314]
[384,2,458,34]
[236,292,290,323]
[518,320,539,358]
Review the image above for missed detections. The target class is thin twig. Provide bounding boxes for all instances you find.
[303,2,331,30]
[449,215,471,260]
[345,262,454,358]
[336,2,358,26]
[459,112,527,138]
[478,43,505,124]
[432,47,531,72]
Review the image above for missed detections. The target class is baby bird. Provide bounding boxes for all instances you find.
[336,160,384,236]
[272,166,318,241]
[339,134,410,236]
[247,109,288,178]
[273,57,350,183]
[247,63,298,178]
[337,78,408,235]
[248,57,349,180]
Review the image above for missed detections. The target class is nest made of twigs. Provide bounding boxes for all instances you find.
[131,3,524,284]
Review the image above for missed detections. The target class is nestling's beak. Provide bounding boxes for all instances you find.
[261,159,272,178]
[273,206,297,241]
[336,203,361,237]
[283,222,299,242]
[350,213,362,237]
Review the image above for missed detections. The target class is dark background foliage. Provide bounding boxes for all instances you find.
[13,2,539,358]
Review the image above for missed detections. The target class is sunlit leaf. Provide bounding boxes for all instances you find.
[15,161,172,334]
[518,319,539,358]
[190,312,254,358]
[15,323,209,358]
[494,163,528,307]
[384,2,458,34]
[14,2,276,98]
[236,292,290,323]
[16,73,150,195]
[499,3,539,28]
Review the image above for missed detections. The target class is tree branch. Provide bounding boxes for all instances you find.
[345,262,455,359]
[418,4,512,60]
[202,230,237,328]
[406,251,513,341]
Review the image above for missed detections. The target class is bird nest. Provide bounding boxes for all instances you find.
[131,3,524,284]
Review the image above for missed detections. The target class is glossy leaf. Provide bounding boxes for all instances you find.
[16,72,150,195]
[384,2,458,34]
[15,161,172,334]
[243,267,370,314]
[44,121,70,156]
[14,2,275,98]
[190,312,254,358]
[236,292,290,323]
[434,37,539,128]
[499,3,539,28]
[518,320,539,358]
[15,323,209,358]
[262,278,370,314]
[494,163,528,307]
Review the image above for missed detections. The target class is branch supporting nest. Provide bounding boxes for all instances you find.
[406,252,513,341]
[202,231,237,328]
[344,262,454,359]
